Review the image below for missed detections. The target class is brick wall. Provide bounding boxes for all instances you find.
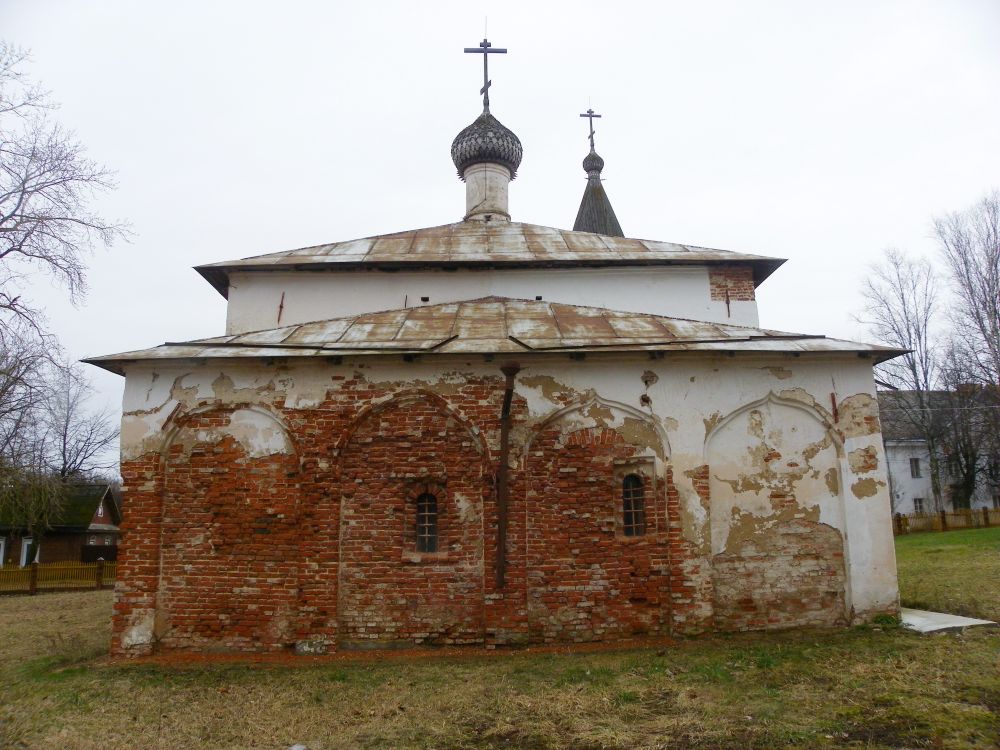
[708,265,756,302]
[524,426,671,642]
[712,519,847,631]
[112,370,853,655]
[338,395,490,647]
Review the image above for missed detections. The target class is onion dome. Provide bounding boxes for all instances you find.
[582,149,605,176]
[451,111,523,180]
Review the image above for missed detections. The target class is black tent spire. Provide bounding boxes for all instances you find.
[572,108,624,237]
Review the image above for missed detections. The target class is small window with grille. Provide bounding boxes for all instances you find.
[622,474,646,537]
[415,492,438,553]
[913,497,924,513]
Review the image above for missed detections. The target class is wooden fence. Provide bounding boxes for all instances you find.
[0,560,116,595]
[893,508,1000,536]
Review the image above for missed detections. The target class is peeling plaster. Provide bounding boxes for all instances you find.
[121,610,156,649]
[848,446,879,474]
[113,354,899,625]
[707,400,841,555]
[851,477,884,499]
[761,366,793,380]
[838,393,881,438]
[824,467,840,495]
[168,408,294,460]
[703,411,724,438]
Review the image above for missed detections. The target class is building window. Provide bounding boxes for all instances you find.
[913,497,924,513]
[415,492,438,553]
[20,537,34,567]
[104,536,112,546]
[89,536,97,546]
[622,474,646,537]
[909,458,921,478]
[97,504,104,518]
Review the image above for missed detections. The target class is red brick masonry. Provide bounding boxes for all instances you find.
[113,373,844,655]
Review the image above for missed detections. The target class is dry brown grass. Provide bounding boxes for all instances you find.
[0,536,997,750]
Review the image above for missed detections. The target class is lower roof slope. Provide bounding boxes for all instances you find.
[86,297,903,375]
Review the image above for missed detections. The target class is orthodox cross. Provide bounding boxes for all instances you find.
[464,37,507,112]
[580,108,601,151]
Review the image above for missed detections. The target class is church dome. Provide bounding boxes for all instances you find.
[582,149,605,175]
[451,111,523,179]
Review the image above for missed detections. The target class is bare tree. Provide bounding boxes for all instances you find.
[935,191,1000,504]
[0,41,127,343]
[935,191,1000,388]
[42,361,119,479]
[0,330,48,459]
[860,248,946,510]
[936,350,988,509]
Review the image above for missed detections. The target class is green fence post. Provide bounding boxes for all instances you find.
[28,562,38,595]
[95,560,104,590]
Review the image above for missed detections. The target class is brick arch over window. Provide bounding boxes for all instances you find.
[523,396,672,644]
[156,404,301,652]
[336,392,490,648]
[333,389,491,468]
[704,392,849,631]
[524,395,671,461]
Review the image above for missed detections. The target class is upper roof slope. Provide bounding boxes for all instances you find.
[85,296,902,375]
[195,221,785,298]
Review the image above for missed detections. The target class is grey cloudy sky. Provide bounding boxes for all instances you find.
[6,0,1000,457]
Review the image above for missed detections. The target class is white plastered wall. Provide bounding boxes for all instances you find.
[223,267,760,334]
[119,351,897,622]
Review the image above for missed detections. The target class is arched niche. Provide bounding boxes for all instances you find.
[525,394,670,466]
[704,392,848,630]
[158,404,301,651]
[336,390,490,648]
[522,394,672,643]
[334,389,490,468]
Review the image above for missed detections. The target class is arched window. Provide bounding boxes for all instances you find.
[415,492,438,552]
[622,474,645,537]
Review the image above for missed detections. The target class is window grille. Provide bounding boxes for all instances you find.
[909,458,921,478]
[913,497,924,513]
[415,492,438,553]
[622,474,646,537]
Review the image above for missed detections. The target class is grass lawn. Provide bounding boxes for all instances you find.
[0,531,997,750]
[895,526,1000,623]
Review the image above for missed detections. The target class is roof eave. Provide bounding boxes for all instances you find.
[84,343,906,374]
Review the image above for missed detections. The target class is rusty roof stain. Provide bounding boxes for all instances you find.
[195,221,785,298]
[85,297,904,375]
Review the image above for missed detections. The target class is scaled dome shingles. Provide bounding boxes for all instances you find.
[451,111,523,178]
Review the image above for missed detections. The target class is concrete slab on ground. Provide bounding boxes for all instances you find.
[900,607,998,634]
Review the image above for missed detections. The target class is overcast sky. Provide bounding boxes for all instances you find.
[5,0,1000,466]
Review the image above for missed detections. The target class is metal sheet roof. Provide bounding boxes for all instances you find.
[195,221,785,298]
[84,297,903,375]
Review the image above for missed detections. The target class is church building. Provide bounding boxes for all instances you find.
[88,41,900,655]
